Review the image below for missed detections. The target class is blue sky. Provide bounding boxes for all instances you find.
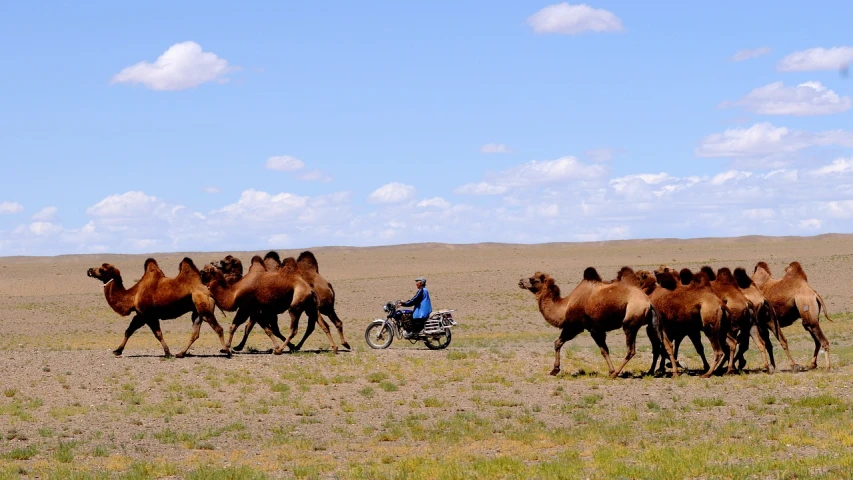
[2,1,853,255]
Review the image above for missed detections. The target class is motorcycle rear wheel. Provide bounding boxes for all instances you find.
[424,329,451,350]
[365,323,394,349]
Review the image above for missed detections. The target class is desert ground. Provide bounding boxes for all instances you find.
[2,235,853,479]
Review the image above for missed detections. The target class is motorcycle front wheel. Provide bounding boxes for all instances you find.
[365,322,394,349]
[424,329,451,350]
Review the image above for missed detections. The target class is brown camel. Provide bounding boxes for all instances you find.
[637,267,729,378]
[87,257,231,358]
[203,254,341,354]
[234,251,350,352]
[700,266,769,374]
[752,261,832,370]
[199,256,288,353]
[732,267,798,372]
[518,267,657,378]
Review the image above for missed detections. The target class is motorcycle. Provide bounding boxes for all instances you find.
[364,301,457,350]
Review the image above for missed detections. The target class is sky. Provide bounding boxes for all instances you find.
[1,1,853,256]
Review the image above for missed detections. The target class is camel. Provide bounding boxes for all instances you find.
[202,254,341,354]
[732,267,798,372]
[199,256,288,353]
[518,267,657,378]
[752,261,832,370]
[700,266,769,374]
[234,251,350,352]
[637,267,729,378]
[87,258,231,358]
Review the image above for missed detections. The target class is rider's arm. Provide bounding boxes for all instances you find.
[399,288,423,307]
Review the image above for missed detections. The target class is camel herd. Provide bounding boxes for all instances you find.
[86,251,350,358]
[519,261,832,378]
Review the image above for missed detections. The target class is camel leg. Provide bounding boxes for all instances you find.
[278,309,303,353]
[146,318,172,358]
[661,331,679,378]
[645,324,662,376]
[757,323,776,370]
[589,330,615,375]
[257,321,282,351]
[323,308,351,350]
[308,309,338,353]
[803,321,830,371]
[551,327,581,376]
[724,333,739,375]
[772,323,799,372]
[226,309,250,351]
[292,312,317,352]
[203,313,231,358]
[609,325,640,379]
[175,315,204,359]
[748,326,772,373]
[113,315,147,357]
[701,326,726,379]
[234,318,257,351]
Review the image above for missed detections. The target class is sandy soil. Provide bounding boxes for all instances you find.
[2,234,853,478]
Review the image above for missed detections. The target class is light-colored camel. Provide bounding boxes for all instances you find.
[235,251,350,352]
[87,257,230,358]
[203,255,341,354]
[732,267,798,372]
[519,267,657,378]
[636,267,729,378]
[752,261,832,370]
[700,266,769,374]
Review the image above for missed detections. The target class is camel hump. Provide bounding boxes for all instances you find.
[144,258,160,271]
[583,267,602,282]
[700,266,716,281]
[754,261,770,275]
[692,271,711,288]
[179,257,200,274]
[715,267,735,284]
[616,266,634,280]
[250,255,264,265]
[281,257,298,273]
[297,251,320,273]
[733,267,753,289]
[655,269,678,290]
[785,261,808,281]
[679,268,694,285]
[264,251,281,264]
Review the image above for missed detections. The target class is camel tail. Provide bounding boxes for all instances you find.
[720,304,732,336]
[764,300,782,337]
[648,304,664,345]
[816,292,833,322]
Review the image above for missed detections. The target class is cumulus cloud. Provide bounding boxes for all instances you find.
[265,155,305,171]
[417,197,451,209]
[480,143,513,154]
[777,46,853,72]
[490,156,608,187]
[695,122,853,161]
[811,158,853,175]
[0,201,24,214]
[730,47,772,62]
[453,181,509,196]
[31,207,58,221]
[367,182,416,204]
[526,2,624,35]
[722,81,851,116]
[110,41,236,91]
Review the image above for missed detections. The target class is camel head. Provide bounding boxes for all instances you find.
[654,268,679,291]
[281,257,298,273]
[634,270,657,293]
[201,263,227,287]
[213,255,243,276]
[519,272,558,296]
[87,263,121,285]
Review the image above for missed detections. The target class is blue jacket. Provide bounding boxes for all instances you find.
[401,287,432,319]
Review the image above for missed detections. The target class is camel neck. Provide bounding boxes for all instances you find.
[537,290,567,329]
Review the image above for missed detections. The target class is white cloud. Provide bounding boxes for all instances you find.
[110,41,236,91]
[297,169,334,182]
[204,186,221,194]
[731,47,772,62]
[742,208,776,220]
[265,155,305,171]
[453,182,508,196]
[31,206,58,221]
[417,197,451,209]
[711,170,752,185]
[480,143,512,154]
[367,182,416,204]
[213,189,307,223]
[27,222,63,236]
[492,156,608,187]
[777,46,853,72]
[585,147,622,162]
[811,158,853,175]
[798,219,822,229]
[526,2,624,35]
[723,81,851,116]
[86,191,176,218]
[0,201,24,214]
[695,122,853,161]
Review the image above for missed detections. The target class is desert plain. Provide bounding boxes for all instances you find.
[2,235,853,479]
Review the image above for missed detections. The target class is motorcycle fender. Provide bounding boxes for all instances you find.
[370,319,392,336]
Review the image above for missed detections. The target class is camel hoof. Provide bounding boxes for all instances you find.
[231,345,244,352]
[219,348,230,354]
[175,352,186,359]
[222,350,232,358]
[342,342,351,350]
[549,368,560,376]
[273,347,284,356]
[331,346,339,354]
[286,343,298,352]
[163,352,172,359]
[791,364,804,373]
[112,349,123,357]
